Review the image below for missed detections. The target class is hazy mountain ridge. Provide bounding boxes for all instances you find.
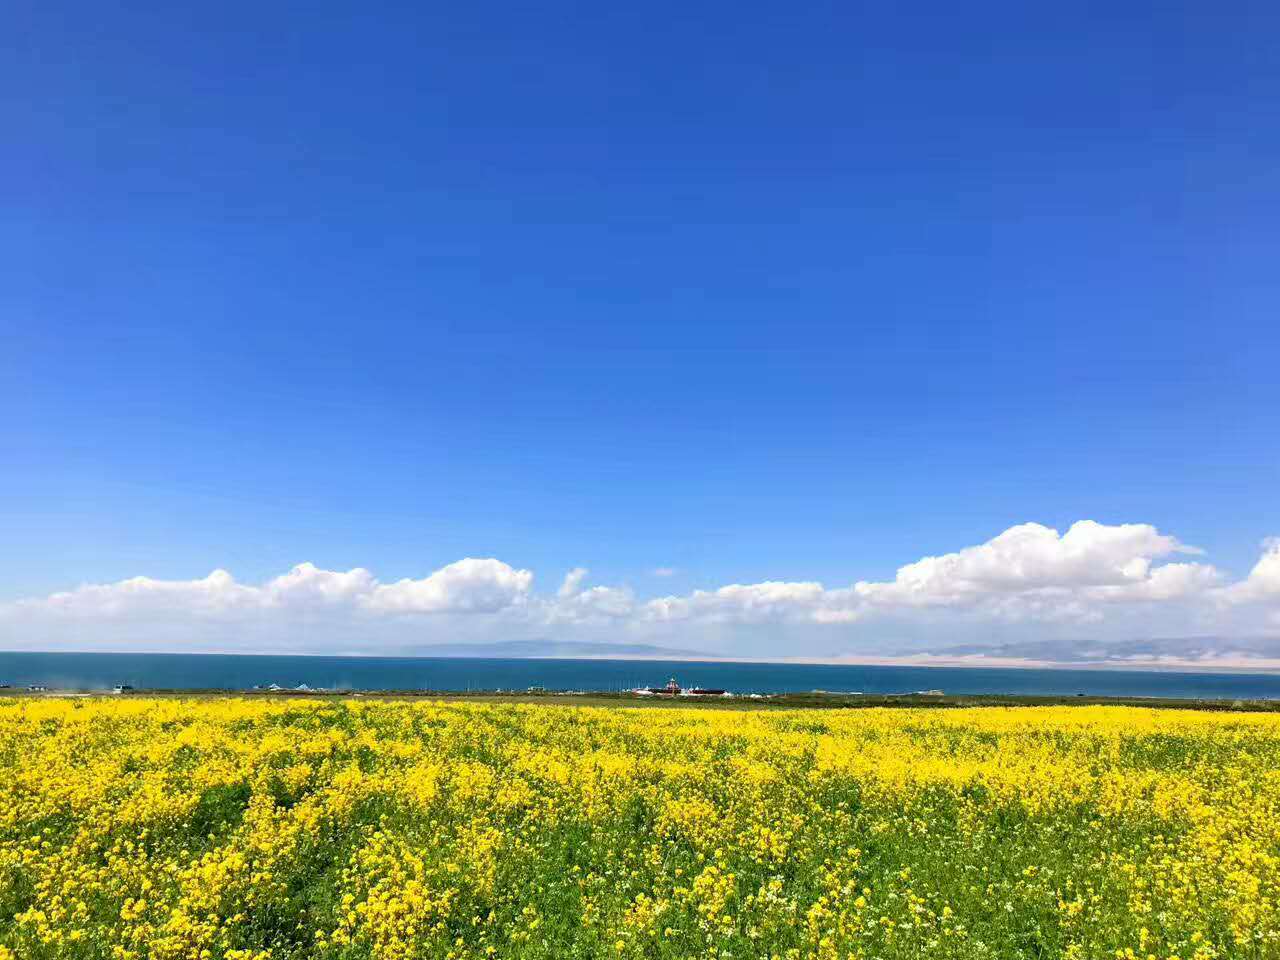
[934,635,1280,669]
[402,639,714,660]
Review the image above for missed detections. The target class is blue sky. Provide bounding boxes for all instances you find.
[3,1,1279,662]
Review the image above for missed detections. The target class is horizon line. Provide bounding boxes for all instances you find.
[3,647,1280,676]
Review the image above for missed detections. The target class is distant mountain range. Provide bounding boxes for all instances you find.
[932,635,1280,670]
[386,635,1280,670]
[401,639,714,660]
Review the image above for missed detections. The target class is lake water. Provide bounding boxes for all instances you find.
[1,651,1279,699]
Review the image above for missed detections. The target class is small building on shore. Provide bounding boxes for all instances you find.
[637,677,683,696]
[633,678,731,697]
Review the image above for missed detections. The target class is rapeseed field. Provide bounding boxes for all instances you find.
[0,699,1277,960]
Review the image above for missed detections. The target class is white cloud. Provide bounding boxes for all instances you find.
[639,521,1219,627]
[1219,537,1280,605]
[1087,561,1222,602]
[852,521,1204,608]
[651,567,678,578]
[644,581,829,623]
[549,585,636,623]
[548,567,636,623]
[12,558,534,621]
[2,521,1276,663]
[366,559,533,614]
[266,563,377,606]
[557,567,589,599]
[27,569,258,619]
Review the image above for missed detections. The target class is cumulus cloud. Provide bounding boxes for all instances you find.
[638,521,1220,627]
[1087,561,1222,603]
[547,567,636,623]
[644,581,830,623]
[549,584,636,623]
[1219,537,1280,605]
[27,569,258,619]
[2,521,1276,663]
[852,521,1205,608]
[366,559,533,614]
[266,563,377,606]
[557,567,590,599]
[13,558,534,621]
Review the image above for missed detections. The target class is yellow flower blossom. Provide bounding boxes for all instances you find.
[0,697,1277,958]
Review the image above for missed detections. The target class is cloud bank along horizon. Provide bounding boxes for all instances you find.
[4,520,1280,668]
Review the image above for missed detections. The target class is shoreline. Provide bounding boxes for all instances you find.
[3,647,1280,675]
[4,687,1279,711]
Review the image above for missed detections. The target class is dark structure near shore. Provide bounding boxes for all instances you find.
[640,678,728,697]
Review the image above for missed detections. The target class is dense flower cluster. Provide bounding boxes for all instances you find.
[1,698,1277,959]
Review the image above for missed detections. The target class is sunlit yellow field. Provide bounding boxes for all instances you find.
[1,699,1277,960]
